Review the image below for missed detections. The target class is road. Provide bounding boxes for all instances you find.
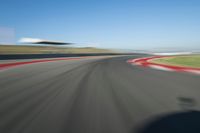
[0,55,200,133]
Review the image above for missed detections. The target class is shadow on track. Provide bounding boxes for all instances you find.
[137,111,200,133]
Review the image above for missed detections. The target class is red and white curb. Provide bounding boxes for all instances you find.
[127,56,200,75]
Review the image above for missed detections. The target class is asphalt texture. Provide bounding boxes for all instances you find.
[0,55,200,133]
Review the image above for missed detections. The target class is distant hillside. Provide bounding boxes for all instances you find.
[0,45,115,54]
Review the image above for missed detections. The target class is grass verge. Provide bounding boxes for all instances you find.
[150,55,200,68]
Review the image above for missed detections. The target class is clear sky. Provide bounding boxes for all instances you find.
[0,0,200,49]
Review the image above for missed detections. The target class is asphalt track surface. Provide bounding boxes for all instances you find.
[0,55,200,133]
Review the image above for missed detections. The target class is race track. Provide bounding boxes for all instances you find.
[0,55,200,133]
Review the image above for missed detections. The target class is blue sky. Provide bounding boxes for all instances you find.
[0,0,200,49]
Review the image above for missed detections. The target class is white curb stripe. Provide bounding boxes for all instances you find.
[184,70,200,75]
[148,65,175,72]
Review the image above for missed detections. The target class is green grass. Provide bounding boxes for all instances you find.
[151,55,200,68]
[0,45,114,54]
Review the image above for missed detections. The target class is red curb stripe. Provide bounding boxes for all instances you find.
[128,56,200,75]
[0,57,87,70]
